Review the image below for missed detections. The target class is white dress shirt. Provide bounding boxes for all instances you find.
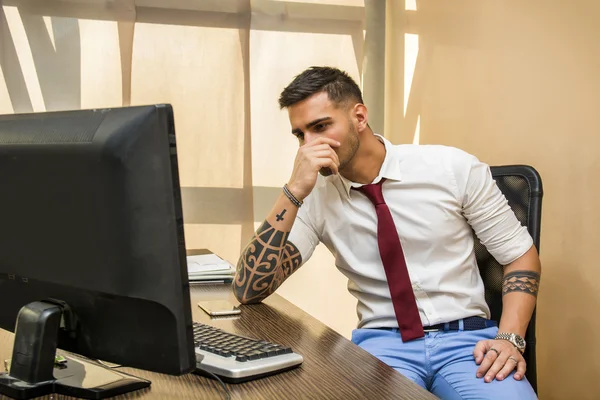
[288,135,533,329]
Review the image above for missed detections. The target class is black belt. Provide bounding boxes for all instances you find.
[423,316,497,332]
[374,317,496,332]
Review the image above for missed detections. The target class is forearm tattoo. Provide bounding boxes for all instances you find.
[234,221,302,303]
[276,209,287,221]
[502,270,540,298]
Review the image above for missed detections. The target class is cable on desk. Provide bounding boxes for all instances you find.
[204,370,231,400]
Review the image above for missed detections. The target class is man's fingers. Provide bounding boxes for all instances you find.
[476,347,498,378]
[473,340,489,365]
[484,355,509,383]
[305,144,340,160]
[311,150,337,159]
[304,137,340,148]
[301,144,341,170]
[514,359,527,380]
[495,356,519,381]
[319,158,339,175]
[308,149,340,173]
[329,146,340,167]
[473,340,527,383]
[304,143,336,152]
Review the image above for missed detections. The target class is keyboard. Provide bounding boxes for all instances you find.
[192,322,303,383]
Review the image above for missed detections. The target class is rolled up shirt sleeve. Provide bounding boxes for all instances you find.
[287,196,320,266]
[453,151,533,266]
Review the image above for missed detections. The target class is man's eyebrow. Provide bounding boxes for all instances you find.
[291,117,332,135]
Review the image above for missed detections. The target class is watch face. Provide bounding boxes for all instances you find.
[514,335,526,348]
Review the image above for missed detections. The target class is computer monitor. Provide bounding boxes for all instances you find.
[0,105,195,399]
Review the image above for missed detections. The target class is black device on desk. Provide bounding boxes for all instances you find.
[0,105,195,399]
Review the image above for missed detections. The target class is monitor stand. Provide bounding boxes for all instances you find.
[0,301,151,399]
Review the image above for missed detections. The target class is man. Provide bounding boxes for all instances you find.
[233,66,540,399]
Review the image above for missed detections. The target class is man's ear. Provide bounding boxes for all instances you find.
[352,103,369,133]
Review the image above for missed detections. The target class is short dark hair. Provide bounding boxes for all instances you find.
[278,66,364,109]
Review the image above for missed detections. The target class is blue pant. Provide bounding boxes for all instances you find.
[351,325,537,400]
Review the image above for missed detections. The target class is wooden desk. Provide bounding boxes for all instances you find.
[0,285,437,400]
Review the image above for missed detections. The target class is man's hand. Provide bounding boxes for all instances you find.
[287,137,340,201]
[473,339,526,383]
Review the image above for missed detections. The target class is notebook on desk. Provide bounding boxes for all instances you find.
[186,250,235,284]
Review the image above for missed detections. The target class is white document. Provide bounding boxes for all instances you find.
[187,254,235,275]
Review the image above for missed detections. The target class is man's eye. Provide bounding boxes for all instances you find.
[314,124,327,132]
[296,132,304,140]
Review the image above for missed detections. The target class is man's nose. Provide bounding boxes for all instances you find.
[304,131,316,144]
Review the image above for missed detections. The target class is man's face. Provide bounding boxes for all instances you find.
[288,92,360,176]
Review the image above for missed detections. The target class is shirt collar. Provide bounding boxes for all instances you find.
[330,134,403,198]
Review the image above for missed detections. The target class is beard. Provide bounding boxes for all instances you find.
[319,122,360,176]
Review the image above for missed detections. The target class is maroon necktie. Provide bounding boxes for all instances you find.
[357,179,424,342]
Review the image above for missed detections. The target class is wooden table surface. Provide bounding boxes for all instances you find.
[0,284,437,400]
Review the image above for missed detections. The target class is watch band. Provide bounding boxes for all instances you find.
[495,332,525,353]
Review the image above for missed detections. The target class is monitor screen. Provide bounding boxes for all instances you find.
[0,105,196,398]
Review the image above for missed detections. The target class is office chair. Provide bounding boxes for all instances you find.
[474,165,543,393]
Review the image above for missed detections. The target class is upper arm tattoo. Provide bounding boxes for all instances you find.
[234,221,302,303]
[502,270,540,297]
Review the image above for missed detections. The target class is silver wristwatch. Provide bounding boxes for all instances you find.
[495,332,526,353]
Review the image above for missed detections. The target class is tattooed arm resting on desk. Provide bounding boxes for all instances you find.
[233,137,341,304]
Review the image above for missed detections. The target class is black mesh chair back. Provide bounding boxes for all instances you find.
[474,165,543,393]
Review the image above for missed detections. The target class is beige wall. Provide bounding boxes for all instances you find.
[386,1,600,399]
